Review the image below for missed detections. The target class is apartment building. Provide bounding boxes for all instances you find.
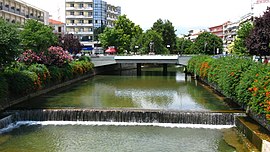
[65,0,121,44]
[49,19,65,37]
[0,0,49,25]
[209,22,229,39]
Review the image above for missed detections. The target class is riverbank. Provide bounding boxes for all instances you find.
[0,63,136,112]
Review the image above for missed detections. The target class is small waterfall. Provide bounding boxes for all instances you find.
[0,115,14,129]
[8,109,246,126]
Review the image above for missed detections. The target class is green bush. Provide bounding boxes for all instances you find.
[28,64,51,88]
[78,56,91,62]
[209,57,252,97]
[48,66,63,84]
[4,70,39,96]
[60,64,73,81]
[69,60,94,77]
[187,55,213,78]
[188,55,270,119]
[235,63,264,105]
[0,74,8,103]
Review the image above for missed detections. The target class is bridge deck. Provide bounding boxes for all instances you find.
[114,55,179,64]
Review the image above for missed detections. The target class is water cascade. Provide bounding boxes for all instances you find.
[0,115,14,129]
[1,109,246,129]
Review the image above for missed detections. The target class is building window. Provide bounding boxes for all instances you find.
[70,3,74,7]
[58,27,62,33]
[88,4,92,8]
[71,20,75,24]
[70,11,74,15]
[88,20,92,24]
[88,12,92,16]
[89,28,93,32]
[79,20,84,24]
[95,20,98,24]
[79,12,84,15]
[80,28,84,32]
[79,3,83,8]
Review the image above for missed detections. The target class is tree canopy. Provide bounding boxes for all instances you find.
[233,21,253,55]
[192,32,223,55]
[0,18,21,69]
[20,19,57,53]
[246,7,270,56]
[176,37,193,55]
[152,19,177,53]
[141,30,169,54]
[59,34,83,54]
[99,15,142,54]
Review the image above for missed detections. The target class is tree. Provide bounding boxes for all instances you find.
[176,37,193,54]
[99,15,142,54]
[59,34,83,54]
[193,32,223,55]
[0,18,21,69]
[152,19,177,53]
[20,19,57,53]
[94,25,106,41]
[246,7,270,56]
[233,21,253,55]
[140,30,169,54]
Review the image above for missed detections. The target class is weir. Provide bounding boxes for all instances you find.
[0,109,246,130]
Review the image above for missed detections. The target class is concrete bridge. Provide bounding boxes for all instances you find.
[114,55,192,75]
[114,55,191,66]
[91,55,192,75]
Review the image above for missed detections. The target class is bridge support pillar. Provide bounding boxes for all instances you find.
[137,63,142,76]
[163,64,168,76]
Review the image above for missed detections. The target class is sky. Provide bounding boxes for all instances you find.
[22,0,267,35]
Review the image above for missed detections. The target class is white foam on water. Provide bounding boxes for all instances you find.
[0,121,234,134]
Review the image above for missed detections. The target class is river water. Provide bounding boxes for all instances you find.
[11,66,232,111]
[0,66,243,151]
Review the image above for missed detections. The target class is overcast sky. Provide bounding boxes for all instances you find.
[23,0,268,34]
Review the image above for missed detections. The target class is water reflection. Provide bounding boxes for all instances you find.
[11,66,231,111]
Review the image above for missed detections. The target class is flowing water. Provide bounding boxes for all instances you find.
[0,124,235,152]
[0,66,244,151]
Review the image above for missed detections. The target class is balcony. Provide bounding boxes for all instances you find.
[77,31,93,35]
[66,23,93,27]
[66,0,93,2]
[66,7,93,11]
[66,15,92,19]
[67,31,93,35]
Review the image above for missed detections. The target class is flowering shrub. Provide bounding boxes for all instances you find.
[19,46,73,67]
[41,46,73,67]
[28,64,51,88]
[187,55,270,120]
[18,50,41,65]
[3,70,39,96]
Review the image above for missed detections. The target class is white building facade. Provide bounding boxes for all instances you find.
[0,0,49,25]
[65,0,121,50]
